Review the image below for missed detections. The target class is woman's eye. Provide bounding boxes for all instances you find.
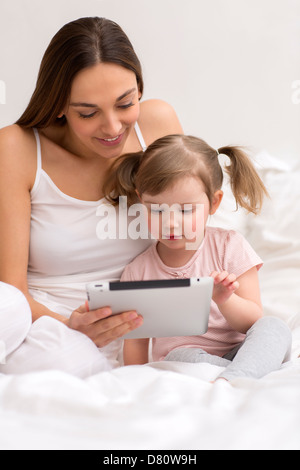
[79,112,97,119]
[118,102,134,110]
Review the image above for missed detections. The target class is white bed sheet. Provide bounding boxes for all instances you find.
[0,352,299,450]
[0,151,299,451]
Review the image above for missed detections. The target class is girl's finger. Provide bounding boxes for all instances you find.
[221,273,237,286]
[214,271,229,283]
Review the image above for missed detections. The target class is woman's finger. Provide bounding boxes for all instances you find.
[93,310,141,334]
[94,315,144,348]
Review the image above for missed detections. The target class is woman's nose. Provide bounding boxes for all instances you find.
[100,113,122,137]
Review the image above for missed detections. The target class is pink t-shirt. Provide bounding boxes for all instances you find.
[121,227,263,361]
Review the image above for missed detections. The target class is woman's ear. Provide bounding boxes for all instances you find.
[57,104,67,118]
[210,190,223,215]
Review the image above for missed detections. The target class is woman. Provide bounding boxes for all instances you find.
[0,17,182,376]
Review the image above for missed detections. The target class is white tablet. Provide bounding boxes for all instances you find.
[86,277,213,339]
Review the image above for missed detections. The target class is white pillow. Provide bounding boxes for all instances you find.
[207,155,249,235]
[246,153,300,324]
[208,150,299,325]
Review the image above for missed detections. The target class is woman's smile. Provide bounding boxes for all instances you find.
[94,133,125,147]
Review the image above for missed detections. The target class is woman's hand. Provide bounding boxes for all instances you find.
[66,302,143,348]
[210,271,239,307]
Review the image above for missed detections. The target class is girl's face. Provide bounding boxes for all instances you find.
[62,62,141,159]
[141,176,223,251]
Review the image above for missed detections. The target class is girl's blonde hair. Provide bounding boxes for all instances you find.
[104,134,268,215]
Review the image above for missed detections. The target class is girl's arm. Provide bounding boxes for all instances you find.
[211,267,263,334]
[124,338,150,365]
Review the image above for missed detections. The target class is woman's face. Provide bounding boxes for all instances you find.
[62,62,141,159]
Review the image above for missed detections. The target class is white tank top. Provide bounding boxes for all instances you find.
[27,123,151,318]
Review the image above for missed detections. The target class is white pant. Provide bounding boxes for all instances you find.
[0,282,112,378]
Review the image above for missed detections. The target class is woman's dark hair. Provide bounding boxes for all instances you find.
[16,17,143,128]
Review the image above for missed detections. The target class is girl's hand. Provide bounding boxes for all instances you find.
[210,271,240,306]
[66,302,143,348]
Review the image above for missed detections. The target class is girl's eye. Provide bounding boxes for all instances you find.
[180,205,193,214]
[149,204,166,214]
[150,208,164,214]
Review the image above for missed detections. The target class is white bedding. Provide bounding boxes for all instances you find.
[0,152,299,451]
[0,355,299,450]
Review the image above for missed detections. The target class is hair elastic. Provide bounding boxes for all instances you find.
[216,149,219,156]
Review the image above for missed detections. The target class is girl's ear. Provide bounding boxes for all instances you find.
[135,189,142,201]
[210,190,223,215]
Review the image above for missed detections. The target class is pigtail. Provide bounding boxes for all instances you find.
[103,151,143,206]
[218,146,268,215]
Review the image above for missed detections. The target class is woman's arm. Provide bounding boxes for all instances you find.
[123,338,150,365]
[0,126,68,321]
[0,126,74,323]
[0,126,35,295]
[0,125,143,347]
[210,267,263,334]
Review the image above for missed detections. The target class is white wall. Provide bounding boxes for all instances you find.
[0,0,299,162]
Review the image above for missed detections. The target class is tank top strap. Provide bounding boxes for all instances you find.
[33,128,42,171]
[31,128,42,194]
[134,122,147,152]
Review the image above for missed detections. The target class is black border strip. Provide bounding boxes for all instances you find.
[108,279,191,290]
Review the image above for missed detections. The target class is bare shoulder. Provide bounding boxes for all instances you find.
[0,124,37,189]
[139,99,183,144]
[0,124,34,150]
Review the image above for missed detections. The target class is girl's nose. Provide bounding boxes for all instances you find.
[163,208,182,231]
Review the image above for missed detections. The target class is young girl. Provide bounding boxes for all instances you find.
[104,134,292,381]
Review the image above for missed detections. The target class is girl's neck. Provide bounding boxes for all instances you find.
[156,239,202,268]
